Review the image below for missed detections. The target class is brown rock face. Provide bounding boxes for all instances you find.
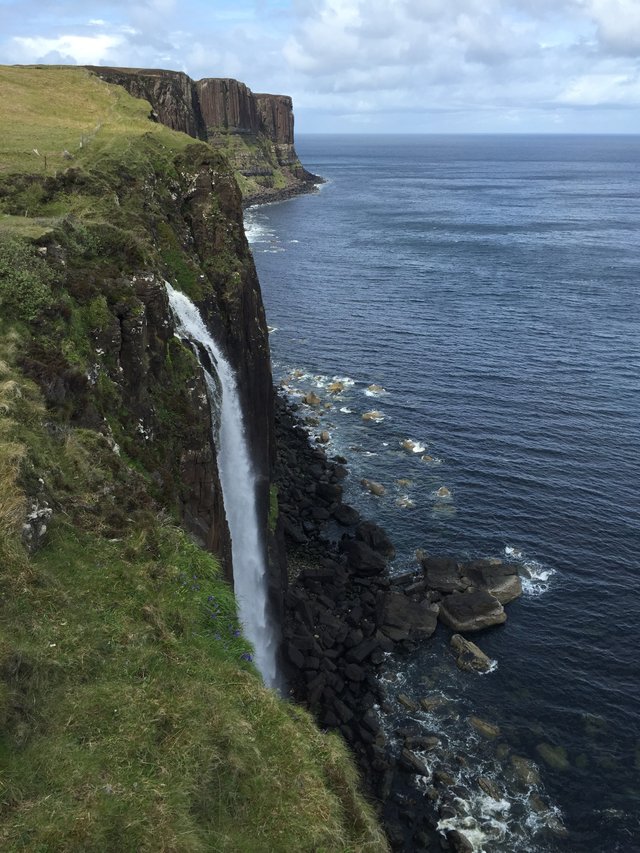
[197,78,261,135]
[255,94,294,144]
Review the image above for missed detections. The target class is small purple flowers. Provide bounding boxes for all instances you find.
[241,652,253,662]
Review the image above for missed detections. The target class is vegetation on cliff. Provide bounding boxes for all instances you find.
[0,65,387,851]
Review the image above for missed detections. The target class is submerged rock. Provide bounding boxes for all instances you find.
[536,742,570,771]
[397,693,419,712]
[478,776,503,800]
[362,410,384,422]
[469,716,501,738]
[361,478,385,496]
[510,755,541,787]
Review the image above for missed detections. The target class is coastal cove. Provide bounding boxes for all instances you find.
[247,134,640,852]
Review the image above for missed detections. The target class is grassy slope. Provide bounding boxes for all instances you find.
[0,66,388,852]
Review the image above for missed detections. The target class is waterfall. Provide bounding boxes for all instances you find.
[166,283,278,688]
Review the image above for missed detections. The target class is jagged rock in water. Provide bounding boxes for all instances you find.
[450,633,493,673]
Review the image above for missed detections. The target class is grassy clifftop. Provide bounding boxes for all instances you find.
[0,66,388,852]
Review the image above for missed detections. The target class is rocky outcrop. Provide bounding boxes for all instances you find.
[86,66,318,203]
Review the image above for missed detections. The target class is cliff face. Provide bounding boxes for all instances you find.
[197,77,260,135]
[255,94,294,144]
[86,66,317,203]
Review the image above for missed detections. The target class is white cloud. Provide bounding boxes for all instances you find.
[12,33,124,64]
[584,0,640,54]
[558,69,640,106]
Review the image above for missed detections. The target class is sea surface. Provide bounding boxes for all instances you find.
[245,135,640,852]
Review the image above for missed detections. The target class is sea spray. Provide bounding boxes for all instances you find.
[166,283,278,687]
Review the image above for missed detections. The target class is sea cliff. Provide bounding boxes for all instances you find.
[85,66,319,203]
[0,64,386,851]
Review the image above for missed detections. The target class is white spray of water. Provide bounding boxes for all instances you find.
[166,283,278,688]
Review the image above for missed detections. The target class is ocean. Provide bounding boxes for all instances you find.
[245,135,640,852]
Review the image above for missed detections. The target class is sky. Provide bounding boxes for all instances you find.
[1,0,639,133]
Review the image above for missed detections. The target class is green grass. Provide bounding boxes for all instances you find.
[0,325,387,853]
[0,65,193,178]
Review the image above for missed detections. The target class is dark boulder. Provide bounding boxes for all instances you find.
[380,591,438,640]
[342,539,387,577]
[421,555,467,594]
[439,590,506,632]
[332,503,361,526]
[356,521,396,558]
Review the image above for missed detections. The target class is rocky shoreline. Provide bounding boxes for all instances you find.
[243,173,325,209]
[273,392,535,852]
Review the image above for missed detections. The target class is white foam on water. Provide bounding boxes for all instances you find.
[166,283,278,689]
[504,546,556,596]
[244,212,276,245]
[401,439,426,453]
[339,406,352,414]
[421,454,443,465]
[332,375,355,386]
[395,495,416,509]
[267,326,278,334]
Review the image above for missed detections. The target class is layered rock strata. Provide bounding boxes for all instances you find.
[86,67,318,203]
